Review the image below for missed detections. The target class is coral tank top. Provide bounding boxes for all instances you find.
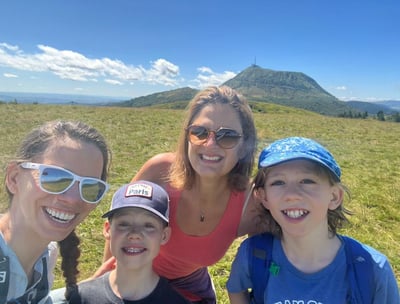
[153,186,245,279]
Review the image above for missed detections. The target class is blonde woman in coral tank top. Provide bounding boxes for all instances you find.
[101,86,264,303]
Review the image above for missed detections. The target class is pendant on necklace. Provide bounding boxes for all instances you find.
[200,214,205,222]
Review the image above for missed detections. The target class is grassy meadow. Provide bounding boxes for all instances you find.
[0,103,399,302]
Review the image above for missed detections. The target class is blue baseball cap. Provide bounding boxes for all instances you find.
[258,137,341,181]
[102,180,169,223]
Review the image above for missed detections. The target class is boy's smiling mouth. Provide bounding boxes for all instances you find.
[283,209,309,219]
[123,246,146,254]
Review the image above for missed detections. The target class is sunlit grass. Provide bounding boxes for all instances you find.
[1,103,399,302]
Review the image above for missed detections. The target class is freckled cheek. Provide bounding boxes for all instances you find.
[142,230,161,238]
[265,188,280,199]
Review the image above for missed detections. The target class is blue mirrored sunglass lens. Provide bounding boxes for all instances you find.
[40,167,106,203]
[40,167,74,193]
[81,180,107,202]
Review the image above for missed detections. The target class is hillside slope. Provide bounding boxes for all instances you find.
[224,65,353,115]
[116,87,198,108]
[112,65,356,116]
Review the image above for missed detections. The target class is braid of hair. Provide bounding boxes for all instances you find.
[58,230,81,300]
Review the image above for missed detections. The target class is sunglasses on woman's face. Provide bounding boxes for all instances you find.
[20,162,109,204]
[186,125,242,149]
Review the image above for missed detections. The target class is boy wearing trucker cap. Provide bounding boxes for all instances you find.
[68,180,189,304]
[227,137,399,304]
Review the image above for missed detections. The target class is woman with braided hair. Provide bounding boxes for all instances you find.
[0,120,111,303]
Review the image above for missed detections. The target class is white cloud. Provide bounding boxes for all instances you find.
[105,79,123,85]
[145,59,180,86]
[197,66,213,74]
[0,43,180,87]
[339,96,385,102]
[0,43,20,53]
[192,66,236,88]
[3,73,18,78]
[335,86,347,91]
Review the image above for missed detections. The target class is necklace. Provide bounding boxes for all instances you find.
[199,203,205,222]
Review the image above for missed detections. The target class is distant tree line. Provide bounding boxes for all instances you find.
[376,111,400,122]
[2,99,399,123]
[338,110,400,122]
[338,110,368,119]
[1,99,40,105]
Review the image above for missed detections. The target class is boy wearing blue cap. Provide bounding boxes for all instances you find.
[227,137,399,304]
[67,181,190,304]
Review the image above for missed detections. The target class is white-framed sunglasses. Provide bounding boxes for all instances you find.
[20,162,109,204]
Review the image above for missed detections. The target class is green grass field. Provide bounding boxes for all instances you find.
[1,103,399,303]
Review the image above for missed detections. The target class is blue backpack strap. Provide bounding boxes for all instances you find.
[342,235,374,304]
[248,234,374,304]
[248,233,275,304]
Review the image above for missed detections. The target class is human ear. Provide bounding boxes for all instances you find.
[103,221,111,240]
[328,185,344,210]
[254,187,269,209]
[254,187,266,201]
[161,226,171,245]
[5,162,20,194]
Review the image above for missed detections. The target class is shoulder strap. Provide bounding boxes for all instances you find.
[241,184,254,218]
[249,234,375,304]
[0,245,10,303]
[248,233,275,304]
[342,235,374,304]
[0,245,49,304]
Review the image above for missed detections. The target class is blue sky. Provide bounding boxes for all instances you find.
[1,0,399,101]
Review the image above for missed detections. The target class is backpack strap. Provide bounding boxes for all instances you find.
[0,245,10,303]
[248,233,275,304]
[342,235,374,304]
[241,184,254,218]
[0,244,50,304]
[248,234,375,304]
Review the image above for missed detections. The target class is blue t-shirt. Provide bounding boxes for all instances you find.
[226,236,400,303]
